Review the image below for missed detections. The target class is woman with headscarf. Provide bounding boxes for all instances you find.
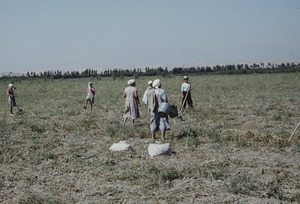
[7,83,16,115]
[84,82,95,111]
[122,79,140,125]
[142,80,153,108]
[148,79,170,142]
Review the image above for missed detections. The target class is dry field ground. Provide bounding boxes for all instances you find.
[0,73,300,203]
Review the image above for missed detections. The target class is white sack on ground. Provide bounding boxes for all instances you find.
[109,141,132,151]
[148,143,171,157]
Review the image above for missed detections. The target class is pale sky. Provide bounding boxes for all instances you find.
[0,0,300,73]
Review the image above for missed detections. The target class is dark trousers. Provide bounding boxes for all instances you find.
[182,91,193,109]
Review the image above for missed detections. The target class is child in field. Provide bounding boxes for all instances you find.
[181,76,193,109]
[84,82,95,111]
[7,83,16,115]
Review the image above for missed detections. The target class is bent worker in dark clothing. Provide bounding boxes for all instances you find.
[181,76,193,109]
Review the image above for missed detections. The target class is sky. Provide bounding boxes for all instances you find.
[0,0,300,73]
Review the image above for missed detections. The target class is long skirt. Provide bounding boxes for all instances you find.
[8,97,16,108]
[150,111,171,132]
[86,93,94,104]
[124,101,140,119]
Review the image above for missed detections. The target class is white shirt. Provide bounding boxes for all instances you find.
[181,82,192,92]
[142,86,153,105]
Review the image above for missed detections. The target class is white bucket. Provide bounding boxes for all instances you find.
[158,102,172,117]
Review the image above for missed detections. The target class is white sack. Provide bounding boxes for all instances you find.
[109,141,132,151]
[148,143,171,157]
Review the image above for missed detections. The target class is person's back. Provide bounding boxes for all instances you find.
[153,88,167,112]
[125,86,136,102]
[181,81,192,92]
[142,81,153,106]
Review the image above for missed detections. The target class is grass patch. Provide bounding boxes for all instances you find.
[0,74,299,203]
[106,164,183,187]
[229,176,257,195]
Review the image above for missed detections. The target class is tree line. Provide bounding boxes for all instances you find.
[2,62,300,80]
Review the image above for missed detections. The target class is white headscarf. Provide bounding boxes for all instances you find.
[128,79,135,85]
[148,80,153,85]
[152,79,161,88]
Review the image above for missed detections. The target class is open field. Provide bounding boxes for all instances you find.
[1,73,300,203]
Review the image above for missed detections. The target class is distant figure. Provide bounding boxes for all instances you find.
[7,83,16,116]
[122,79,140,125]
[147,79,170,142]
[142,80,153,108]
[84,82,95,111]
[181,76,193,109]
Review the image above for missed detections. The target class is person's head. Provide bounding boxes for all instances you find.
[8,84,13,89]
[88,82,92,87]
[128,79,135,87]
[152,79,161,89]
[184,76,189,82]
[148,80,153,87]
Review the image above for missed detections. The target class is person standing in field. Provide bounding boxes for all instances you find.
[122,79,140,125]
[181,76,193,109]
[84,82,95,111]
[147,79,170,142]
[7,83,16,116]
[142,80,153,108]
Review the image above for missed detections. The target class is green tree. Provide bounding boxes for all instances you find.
[112,71,116,81]
[119,71,125,80]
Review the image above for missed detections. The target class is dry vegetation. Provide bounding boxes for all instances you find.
[0,73,300,203]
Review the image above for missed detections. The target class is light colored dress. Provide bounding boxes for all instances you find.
[86,87,95,103]
[142,86,152,105]
[150,88,171,131]
[124,86,140,119]
[8,89,16,108]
